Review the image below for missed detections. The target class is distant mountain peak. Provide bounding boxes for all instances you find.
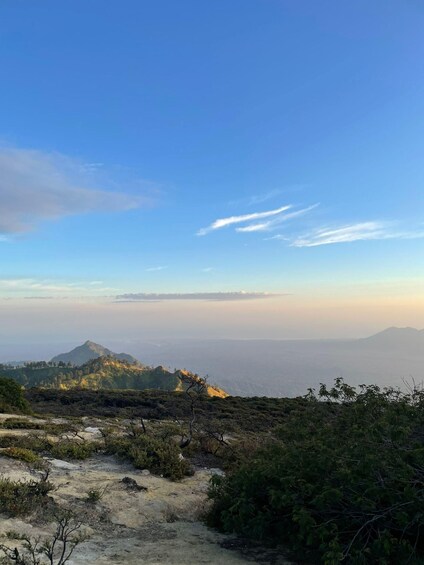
[367,326,422,337]
[51,341,139,366]
[362,327,424,348]
[83,340,107,348]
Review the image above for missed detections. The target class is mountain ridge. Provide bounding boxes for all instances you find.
[361,327,424,348]
[0,353,228,398]
[51,340,139,366]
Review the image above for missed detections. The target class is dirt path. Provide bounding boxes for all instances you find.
[0,454,258,564]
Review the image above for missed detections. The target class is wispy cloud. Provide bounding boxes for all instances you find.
[0,147,144,235]
[145,266,167,272]
[236,204,319,233]
[197,205,292,236]
[229,185,308,207]
[264,234,291,242]
[116,291,280,302]
[292,222,424,247]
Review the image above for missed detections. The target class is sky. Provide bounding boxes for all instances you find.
[1,0,424,351]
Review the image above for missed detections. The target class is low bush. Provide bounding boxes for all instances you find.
[0,434,53,452]
[1,447,44,468]
[207,380,424,564]
[85,486,106,504]
[0,433,96,462]
[106,433,192,480]
[43,422,76,436]
[0,476,54,517]
[0,417,43,430]
[50,440,96,460]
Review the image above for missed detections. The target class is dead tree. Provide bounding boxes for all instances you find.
[0,511,88,565]
[42,511,87,565]
[179,376,206,449]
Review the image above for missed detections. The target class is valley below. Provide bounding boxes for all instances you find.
[121,327,424,396]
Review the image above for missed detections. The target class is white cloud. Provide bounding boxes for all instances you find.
[235,204,318,233]
[0,147,143,234]
[236,222,270,233]
[197,205,292,236]
[264,234,291,241]
[145,266,167,272]
[291,222,424,247]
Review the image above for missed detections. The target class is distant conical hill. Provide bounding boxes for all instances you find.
[361,327,424,349]
[51,340,139,366]
[0,355,228,398]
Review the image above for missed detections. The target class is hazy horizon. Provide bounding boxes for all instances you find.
[0,324,422,363]
[3,327,424,398]
[1,296,424,358]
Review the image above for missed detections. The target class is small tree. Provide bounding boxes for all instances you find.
[0,377,30,413]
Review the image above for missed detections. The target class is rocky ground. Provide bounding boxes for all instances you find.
[0,413,291,565]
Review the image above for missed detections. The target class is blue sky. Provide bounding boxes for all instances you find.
[0,1,423,343]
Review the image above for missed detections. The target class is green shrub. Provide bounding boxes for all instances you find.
[85,486,106,503]
[106,434,192,480]
[0,377,30,414]
[1,447,44,467]
[0,434,95,461]
[0,434,53,452]
[1,417,43,429]
[0,476,54,517]
[207,380,424,564]
[50,440,96,460]
[43,422,76,436]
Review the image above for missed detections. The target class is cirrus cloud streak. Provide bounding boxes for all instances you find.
[292,222,424,247]
[236,204,319,233]
[197,205,292,236]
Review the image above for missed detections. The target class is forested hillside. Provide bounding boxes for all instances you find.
[0,356,227,397]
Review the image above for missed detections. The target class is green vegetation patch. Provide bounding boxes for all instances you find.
[0,433,97,462]
[1,447,44,467]
[0,417,43,430]
[207,379,424,564]
[0,477,54,517]
[0,357,181,392]
[0,434,53,453]
[106,432,192,481]
[50,440,97,460]
[27,388,302,433]
[0,376,30,414]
